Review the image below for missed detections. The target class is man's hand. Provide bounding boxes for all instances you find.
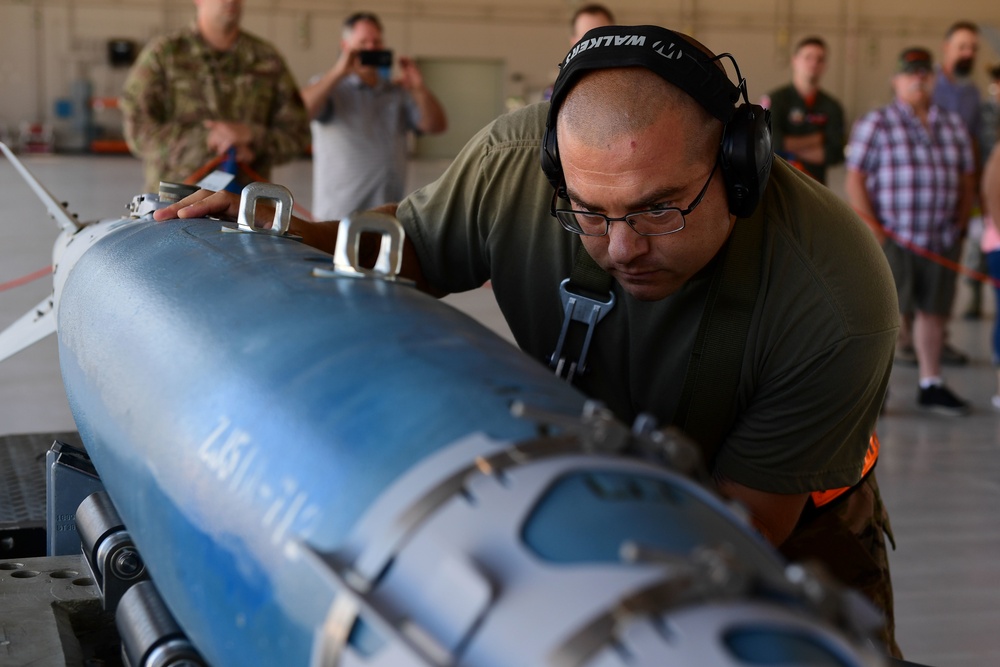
[153,189,295,236]
[153,189,242,223]
[334,47,363,81]
[395,58,448,134]
[300,49,363,119]
[396,56,425,91]
[153,194,439,298]
[204,120,255,163]
[782,132,825,165]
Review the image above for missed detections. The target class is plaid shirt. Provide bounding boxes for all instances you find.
[847,100,974,251]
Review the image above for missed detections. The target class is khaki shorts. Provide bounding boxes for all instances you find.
[883,239,961,316]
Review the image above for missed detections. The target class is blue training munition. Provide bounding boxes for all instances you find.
[0,143,888,667]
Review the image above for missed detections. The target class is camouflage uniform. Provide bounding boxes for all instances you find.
[121,24,310,192]
[780,473,901,658]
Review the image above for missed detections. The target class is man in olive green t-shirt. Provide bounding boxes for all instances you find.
[155,25,901,657]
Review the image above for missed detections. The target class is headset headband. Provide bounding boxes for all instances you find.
[546,25,741,131]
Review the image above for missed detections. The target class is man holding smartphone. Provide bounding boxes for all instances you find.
[300,11,448,220]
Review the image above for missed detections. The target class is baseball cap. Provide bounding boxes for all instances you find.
[897,47,933,74]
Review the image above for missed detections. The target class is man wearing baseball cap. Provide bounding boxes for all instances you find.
[847,46,976,415]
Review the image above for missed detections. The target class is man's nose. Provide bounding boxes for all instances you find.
[605,221,649,263]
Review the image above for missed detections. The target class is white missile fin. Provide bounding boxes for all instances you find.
[0,296,57,363]
[0,141,83,234]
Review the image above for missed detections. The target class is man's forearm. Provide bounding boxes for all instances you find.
[715,476,810,547]
[955,172,975,235]
[411,87,447,134]
[783,132,825,164]
[300,68,346,120]
[845,169,885,243]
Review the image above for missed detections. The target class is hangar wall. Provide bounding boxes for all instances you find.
[1,0,999,153]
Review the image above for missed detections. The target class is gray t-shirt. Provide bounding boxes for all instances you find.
[310,74,421,220]
[397,103,898,495]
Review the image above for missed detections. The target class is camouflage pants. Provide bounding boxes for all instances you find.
[779,471,902,659]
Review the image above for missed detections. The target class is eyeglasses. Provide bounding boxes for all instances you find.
[550,158,719,237]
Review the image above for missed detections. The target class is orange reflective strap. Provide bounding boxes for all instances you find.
[809,433,880,508]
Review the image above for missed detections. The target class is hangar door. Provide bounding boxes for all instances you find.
[413,58,506,160]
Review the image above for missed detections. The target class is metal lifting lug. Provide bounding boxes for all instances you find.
[313,211,414,284]
[235,182,294,236]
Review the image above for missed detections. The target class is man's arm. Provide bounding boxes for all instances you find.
[152,192,437,294]
[983,144,1000,218]
[300,49,356,120]
[709,171,897,548]
[782,132,825,165]
[845,168,885,243]
[715,477,809,546]
[955,171,976,236]
[203,120,255,164]
[398,57,447,134]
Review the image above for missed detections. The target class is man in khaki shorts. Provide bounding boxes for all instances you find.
[847,47,976,415]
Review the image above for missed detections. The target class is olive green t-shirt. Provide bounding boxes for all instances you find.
[397,103,898,495]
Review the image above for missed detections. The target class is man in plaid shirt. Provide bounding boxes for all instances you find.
[846,46,976,415]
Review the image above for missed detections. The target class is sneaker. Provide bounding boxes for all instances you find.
[895,345,918,366]
[918,384,971,416]
[941,343,969,366]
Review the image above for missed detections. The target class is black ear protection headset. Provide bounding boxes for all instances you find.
[541,25,772,219]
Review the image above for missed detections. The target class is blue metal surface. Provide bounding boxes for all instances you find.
[57,217,588,666]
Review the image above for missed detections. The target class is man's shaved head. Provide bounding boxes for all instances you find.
[557,67,722,163]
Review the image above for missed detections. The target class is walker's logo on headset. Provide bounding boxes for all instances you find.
[652,41,683,60]
[564,34,647,64]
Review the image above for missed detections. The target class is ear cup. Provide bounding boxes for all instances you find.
[720,103,773,218]
[540,124,565,197]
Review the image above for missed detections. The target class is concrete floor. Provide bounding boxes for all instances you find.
[2,153,999,667]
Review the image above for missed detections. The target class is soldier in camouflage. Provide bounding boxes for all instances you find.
[121,0,310,193]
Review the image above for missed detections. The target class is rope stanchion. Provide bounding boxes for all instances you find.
[0,265,53,293]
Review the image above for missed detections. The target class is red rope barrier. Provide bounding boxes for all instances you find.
[0,265,52,293]
[853,208,1000,290]
[1,156,321,299]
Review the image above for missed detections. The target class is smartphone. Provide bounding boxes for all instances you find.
[359,50,393,68]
